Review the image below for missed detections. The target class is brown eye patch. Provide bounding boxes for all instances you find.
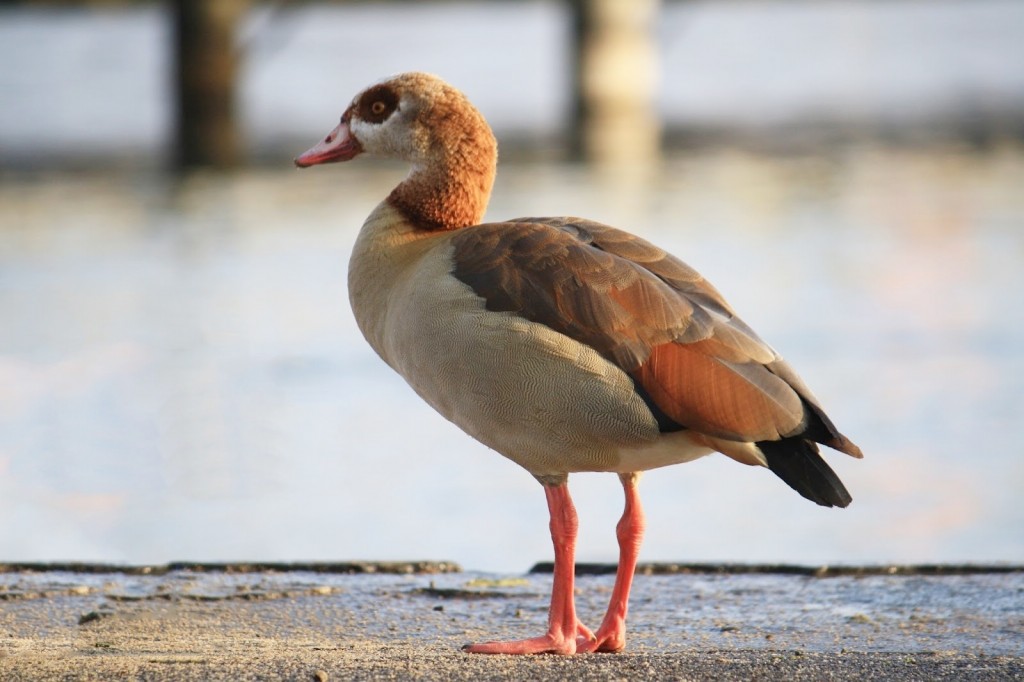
[357,84,399,124]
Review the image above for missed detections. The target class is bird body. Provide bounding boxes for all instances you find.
[348,202,713,480]
[296,72,862,654]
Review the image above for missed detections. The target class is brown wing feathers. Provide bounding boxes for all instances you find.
[450,217,860,505]
[452,220,692,369]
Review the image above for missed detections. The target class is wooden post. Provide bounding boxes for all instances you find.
[173,0,247,169]
[569,0,661,165]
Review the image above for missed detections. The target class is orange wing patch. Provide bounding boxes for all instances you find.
[633,341,804,443]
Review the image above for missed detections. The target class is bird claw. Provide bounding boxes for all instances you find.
[463,620,598,656]
[576,614,627,653]
[462,633,577,655]
[576,629,626,653]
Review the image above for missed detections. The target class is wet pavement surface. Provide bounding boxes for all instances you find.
[0,564,1021,680]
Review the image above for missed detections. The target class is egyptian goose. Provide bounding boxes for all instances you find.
[295,72,862,655]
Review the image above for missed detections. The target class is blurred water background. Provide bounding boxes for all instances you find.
[1,1,1022,573]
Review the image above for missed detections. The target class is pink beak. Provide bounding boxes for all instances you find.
[294,119,363,168]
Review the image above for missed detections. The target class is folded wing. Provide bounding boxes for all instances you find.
[450,217,861,505]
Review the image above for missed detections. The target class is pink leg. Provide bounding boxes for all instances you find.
[578,472,645,653]
[463,483,591,655]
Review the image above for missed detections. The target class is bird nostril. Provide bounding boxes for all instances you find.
[325,135,334,143]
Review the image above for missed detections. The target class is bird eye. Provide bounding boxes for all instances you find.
[359,86,397,122]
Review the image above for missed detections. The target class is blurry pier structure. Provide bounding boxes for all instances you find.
[172,0,661,169]
[570,0,661,165]
[174,0,247,169]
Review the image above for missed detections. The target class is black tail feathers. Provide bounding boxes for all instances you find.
[759,437,852,508]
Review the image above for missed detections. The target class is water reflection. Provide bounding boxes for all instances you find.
[1,147,1022,571]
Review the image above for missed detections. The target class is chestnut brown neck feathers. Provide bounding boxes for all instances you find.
[385,76,498,231]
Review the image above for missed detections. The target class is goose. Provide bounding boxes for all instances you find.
[295,72,862,655]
